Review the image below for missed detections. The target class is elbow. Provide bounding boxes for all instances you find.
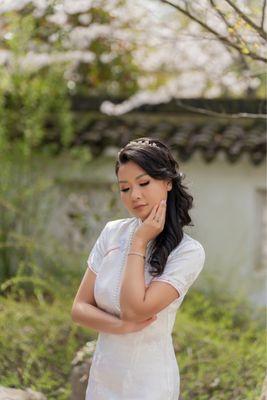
[120,299,146,322]
[120,303,136,321]
[71,303,79,322]
[120,305,134,321]
[121,308,145,322]
[120,310,134,322]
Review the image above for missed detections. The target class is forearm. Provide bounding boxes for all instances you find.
[71,302,124,335]
[120,236,148,320]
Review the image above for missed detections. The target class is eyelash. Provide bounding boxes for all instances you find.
[120,181,150,192]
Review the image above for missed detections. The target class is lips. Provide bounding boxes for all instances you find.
[133,204,147,209]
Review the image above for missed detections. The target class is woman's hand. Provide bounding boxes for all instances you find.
[134,199,167,244]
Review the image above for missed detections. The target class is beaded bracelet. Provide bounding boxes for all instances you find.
[127,251,146,261]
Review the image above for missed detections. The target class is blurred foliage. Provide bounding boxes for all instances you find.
[0,143,82,285]
[0,5,140,153]
[0,65,73,154]
[0,14,73,155]
[0,285,265,400]
[0,295,83,400]
[0,3,140,97]
[0,142,48,282]
[71,5,140,97]
[174,291,266,400]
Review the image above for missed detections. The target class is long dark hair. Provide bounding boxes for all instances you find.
[115,137,194,277]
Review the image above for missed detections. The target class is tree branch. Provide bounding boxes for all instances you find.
[209,0,244,46]
[224,0,267,40]
[160,0,267,63]
[209,0,256,91]
[261,0,266,30]
[175,100,266,119]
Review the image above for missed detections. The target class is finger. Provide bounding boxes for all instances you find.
[153,202,163,220]
[153,200,166,223]
[157,200,167,221]
[148,204,159,221]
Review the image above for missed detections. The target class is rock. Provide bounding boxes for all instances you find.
[0,386,46,400]
[70,340,97,400]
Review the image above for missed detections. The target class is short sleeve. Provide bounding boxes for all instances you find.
[151,240,205,299]
[87,222,110,275]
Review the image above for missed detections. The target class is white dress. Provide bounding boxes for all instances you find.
[85,216,205,400]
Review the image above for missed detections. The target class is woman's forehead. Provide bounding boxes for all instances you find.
[117,161,146,177]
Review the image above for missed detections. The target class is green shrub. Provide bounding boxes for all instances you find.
[0,295,92,400]
[0,285,265,400]
[0,14,73,155]
[174,288,266,399]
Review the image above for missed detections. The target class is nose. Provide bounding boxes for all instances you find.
[130,186,142,202]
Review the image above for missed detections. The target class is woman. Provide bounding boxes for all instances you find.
[71,137,205,399]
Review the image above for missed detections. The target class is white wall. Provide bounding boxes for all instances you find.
[180,150,266,307]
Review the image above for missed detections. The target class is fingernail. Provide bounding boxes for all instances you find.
[161,199,166,204]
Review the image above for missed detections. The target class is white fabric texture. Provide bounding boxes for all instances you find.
[85,216,205,399]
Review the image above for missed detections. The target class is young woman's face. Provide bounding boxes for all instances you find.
[117,161,172,221]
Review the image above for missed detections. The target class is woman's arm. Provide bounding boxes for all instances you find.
[120,235,180,322]
[120,236,148,321]
[71,268,156,334]
[71,302,124,334]
[71,268,124,334]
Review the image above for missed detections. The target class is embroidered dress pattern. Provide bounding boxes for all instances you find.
[85,217,205,399]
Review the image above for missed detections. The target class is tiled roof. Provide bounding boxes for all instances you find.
[71,97,266,165]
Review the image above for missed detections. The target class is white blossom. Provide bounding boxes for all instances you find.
[100,53,116,63]
[0,0,30,14]
[46,11,68,26]
[0,0,50,14]
[63,0,94,15]
[0,49,10,65]
[69,24,112,49]
[78,13,92,25]
[0,50,95,71]
[0,0,264,111]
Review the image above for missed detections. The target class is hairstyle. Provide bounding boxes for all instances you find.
[115,137,194,278]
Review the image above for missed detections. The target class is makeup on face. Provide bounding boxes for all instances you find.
[117,162,169,219]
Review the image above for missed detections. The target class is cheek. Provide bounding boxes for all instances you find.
[120,193,130,205]
[149,183,165,197]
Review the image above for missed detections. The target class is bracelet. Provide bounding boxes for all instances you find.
[127,251,146,260]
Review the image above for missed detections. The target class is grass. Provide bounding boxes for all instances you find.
[174,290,265,399]
[0,284,265,400]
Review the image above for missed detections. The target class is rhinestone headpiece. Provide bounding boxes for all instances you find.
[118,139,160,157]
[128,140,159,148]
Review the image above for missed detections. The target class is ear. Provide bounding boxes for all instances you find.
[167,180,172,191]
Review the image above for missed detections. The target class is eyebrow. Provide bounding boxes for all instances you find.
[118,173,148,183]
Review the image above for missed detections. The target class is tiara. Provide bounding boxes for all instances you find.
[128,140,160,148]
[117,139,160,156]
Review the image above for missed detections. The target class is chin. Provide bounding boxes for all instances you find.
[133,206,151,220]
[140,210,151,220]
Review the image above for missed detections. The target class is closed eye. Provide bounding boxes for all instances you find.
[120,181,150,192]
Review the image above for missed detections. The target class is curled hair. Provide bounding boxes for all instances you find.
[115,137,194,278]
